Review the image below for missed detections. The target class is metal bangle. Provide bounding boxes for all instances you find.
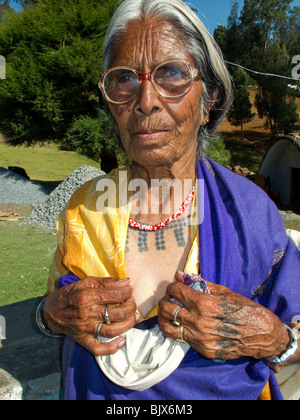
[36,298,64,338]
[266,324,298,364]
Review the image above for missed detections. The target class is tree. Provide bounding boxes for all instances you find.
[214,0,299,137]
[227,68,255,139]
[64,109,121,171]
[254,43,298,136]
[0,0,120,144]
[240,0,293,53]
[279,6,300,58]
[0,0,13,22]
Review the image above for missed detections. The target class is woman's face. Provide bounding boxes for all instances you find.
[107,17,204,168]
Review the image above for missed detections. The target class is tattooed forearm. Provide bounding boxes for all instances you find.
[215,297,240,358]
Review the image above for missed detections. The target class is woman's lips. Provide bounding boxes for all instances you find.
[133,130,169,140]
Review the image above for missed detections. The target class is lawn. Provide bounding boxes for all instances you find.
[0,218,57,306]
[0,140,100,182]
[0,142,101,306]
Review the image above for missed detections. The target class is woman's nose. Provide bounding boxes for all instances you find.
[134,80,162,116]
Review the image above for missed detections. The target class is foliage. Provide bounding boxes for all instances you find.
[0,0,299,157]
[214,0,299,137]
[227,68,256,138]
[254,43,298,136]
[0,0,119,145]
[0,0,13,22]
[206,134,232,167]
[64,109,118,166]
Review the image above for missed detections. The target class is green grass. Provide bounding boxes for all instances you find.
[0,141,102,306]
[284,219,300,232]
[0,219,57,306]
[0,141,100,182]
[224,139,266,173]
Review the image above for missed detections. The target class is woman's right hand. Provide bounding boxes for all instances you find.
[42,277,138,356]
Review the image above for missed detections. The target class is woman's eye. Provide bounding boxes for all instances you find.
[156,67,184,80]
[117,72,135,84]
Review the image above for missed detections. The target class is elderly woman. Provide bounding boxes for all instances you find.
[38,0,300,400]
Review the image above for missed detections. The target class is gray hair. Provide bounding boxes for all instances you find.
[102,0,233,155]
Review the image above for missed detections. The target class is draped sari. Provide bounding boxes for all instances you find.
[48,156,300,400]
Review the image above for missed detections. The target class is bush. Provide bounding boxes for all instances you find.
[206,134,232,167]
[64,110,129,172]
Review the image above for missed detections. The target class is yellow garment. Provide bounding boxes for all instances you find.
[47,167,277,398]
[48,167,199,301]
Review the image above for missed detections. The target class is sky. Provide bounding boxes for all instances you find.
[188,0,300,34]
[8,0,300,35]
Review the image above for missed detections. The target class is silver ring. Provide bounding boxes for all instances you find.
[176,325,187,343]
[172,307,182,327]
[104,306,111,325]
[96,323,103,339]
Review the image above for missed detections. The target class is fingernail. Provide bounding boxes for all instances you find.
[135,312,141,322]
[119,278,130,282]
[118,338,126,348]
[177,270,184,276]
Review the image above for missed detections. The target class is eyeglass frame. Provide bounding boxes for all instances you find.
[98,59,200,105]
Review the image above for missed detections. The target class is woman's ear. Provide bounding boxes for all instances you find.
[209,88,219,112]
[202,89,218,125]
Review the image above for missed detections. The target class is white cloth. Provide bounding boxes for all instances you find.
[276,363,300,400]
[286,229,300,251]
[96,326,189,391]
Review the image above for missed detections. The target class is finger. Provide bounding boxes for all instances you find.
[166,281,205,310]
[202,280,230,295]
[158,299,187,326]
[98,285,133,305]
[175,271,184,283]
[158,314,191,344]
[78,334,126,357]
[77,283,132,307]
[75,277,130,291]
[99,313,138,339]
[103,297,137,323]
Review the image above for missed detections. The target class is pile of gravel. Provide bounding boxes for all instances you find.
[29,165,104,230]
[0,167,49,203]
[279,210,300,220]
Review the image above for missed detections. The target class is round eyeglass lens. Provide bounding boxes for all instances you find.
[153,61,193,97]
[103,68,139,104]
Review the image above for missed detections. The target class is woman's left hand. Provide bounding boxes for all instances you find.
[158,273,290,362]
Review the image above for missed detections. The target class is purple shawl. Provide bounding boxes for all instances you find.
[59,157,300,400]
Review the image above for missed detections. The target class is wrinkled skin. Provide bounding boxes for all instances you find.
[158,273,294,367]
[43,277,137,356]
[43,17,299,368]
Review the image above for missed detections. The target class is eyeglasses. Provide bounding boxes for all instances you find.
[99,59,199,105]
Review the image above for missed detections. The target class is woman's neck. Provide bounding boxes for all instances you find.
[129,156,197,225]
[131,155,197,185]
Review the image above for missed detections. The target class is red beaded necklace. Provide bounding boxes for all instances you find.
[128,185,195,231]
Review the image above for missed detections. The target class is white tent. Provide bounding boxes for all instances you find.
[260,135,300,206]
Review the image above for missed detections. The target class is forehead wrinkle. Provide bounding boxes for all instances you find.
[109,19,191,71]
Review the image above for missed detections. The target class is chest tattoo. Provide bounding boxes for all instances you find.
[126,218,190,253]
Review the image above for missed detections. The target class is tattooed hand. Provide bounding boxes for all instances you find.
[158,272,290,362]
